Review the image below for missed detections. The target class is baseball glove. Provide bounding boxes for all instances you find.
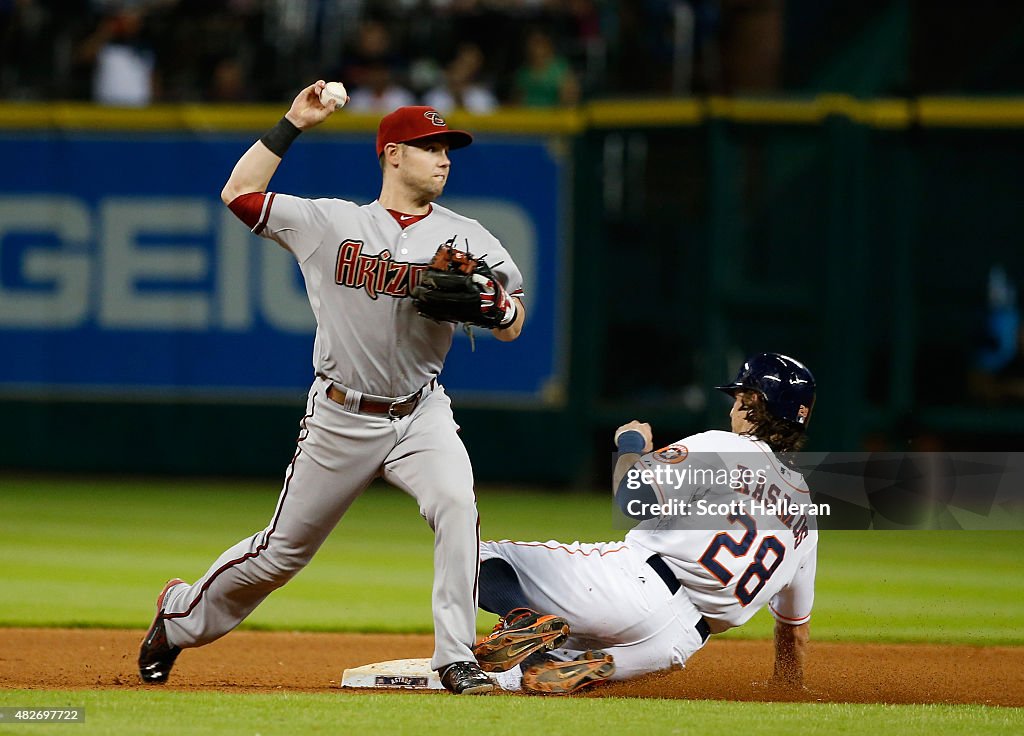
[411,240,516,329]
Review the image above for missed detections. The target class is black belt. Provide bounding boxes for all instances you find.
[646,554,711,643]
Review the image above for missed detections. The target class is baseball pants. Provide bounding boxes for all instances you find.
[161,375,480,670]
[480,539,709,688]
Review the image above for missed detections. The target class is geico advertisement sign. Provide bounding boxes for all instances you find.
[0,195,312,332]
[0,195,534,333]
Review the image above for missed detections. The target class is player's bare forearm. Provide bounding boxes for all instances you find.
[771,620,809,687]
[221,142,285,203]
[612,454,639,496]
[221,81,341,204]
[491,298,526,341]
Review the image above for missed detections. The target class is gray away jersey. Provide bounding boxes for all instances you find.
[255,194,525,396]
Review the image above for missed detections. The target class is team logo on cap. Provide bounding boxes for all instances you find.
[424,110,446,127]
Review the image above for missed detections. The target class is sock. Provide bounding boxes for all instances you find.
[478,558,531,615]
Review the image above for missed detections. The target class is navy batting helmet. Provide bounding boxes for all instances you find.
[715,353,816,427]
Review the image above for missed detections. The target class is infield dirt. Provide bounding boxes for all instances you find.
[1,629,1021,706]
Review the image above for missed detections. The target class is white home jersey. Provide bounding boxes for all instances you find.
[625,430,818,631]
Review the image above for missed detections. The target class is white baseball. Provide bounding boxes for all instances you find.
[320,81,348,108]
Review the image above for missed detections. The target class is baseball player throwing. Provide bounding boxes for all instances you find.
[470,353,818,694]
[139,81,525,695]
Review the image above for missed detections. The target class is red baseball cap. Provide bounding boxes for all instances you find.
[376,106,473,157]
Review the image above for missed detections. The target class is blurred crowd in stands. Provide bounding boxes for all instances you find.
[0,0,785,108]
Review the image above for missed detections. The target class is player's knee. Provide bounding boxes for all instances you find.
[419,485,477,525]
[258,546,311,583]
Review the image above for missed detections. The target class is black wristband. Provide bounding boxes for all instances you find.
[260,116,301,157]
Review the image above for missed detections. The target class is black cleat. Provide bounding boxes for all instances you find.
[138,578,186,684]
[438,661,495,695]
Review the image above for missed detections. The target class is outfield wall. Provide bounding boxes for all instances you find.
[1,99,1023,482]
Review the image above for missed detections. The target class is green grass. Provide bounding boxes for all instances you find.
[0,690,1020,736]
[2,477,1024,646]
[2,477,1021,736]
[0,477,1022,644]
[722,529,1024,644]
[0,477,620,634]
